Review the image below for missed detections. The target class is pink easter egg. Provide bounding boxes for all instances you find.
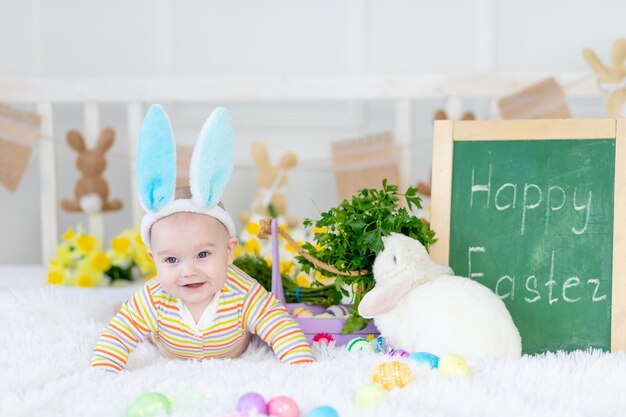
[267,395,300,417]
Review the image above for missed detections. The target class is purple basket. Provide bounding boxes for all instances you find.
[270,219,379,346]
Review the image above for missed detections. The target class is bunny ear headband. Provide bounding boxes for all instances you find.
[137,104,236,248]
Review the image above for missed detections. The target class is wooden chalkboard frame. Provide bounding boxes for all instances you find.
[430,119,626,352]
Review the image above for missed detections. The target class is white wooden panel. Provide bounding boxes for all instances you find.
[0,0,40,76]
[126,102,144,228]
[41,0,170,76]
[37,102,58,263]
[172,0,354,74]
[366,0,476,72]
[394,99,414,189]
[498,0,626,71]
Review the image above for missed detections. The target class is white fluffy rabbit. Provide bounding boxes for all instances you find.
[358,233,522,359]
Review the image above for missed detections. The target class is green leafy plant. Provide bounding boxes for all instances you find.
[297,179,436,334]
[233,254,274,292]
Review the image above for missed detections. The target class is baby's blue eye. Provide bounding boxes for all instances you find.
[165,257,177,264]
[198,251,210,259]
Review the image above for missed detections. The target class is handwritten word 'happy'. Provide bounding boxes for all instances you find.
[470,164,592,235]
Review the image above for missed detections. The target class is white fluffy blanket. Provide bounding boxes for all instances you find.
[2,285,626,417]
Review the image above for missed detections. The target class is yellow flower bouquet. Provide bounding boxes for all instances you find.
[47,226,156,287]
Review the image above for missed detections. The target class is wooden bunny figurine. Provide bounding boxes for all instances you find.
[240,142,298,227]
[61,128,123,213]
[583,38,626,117]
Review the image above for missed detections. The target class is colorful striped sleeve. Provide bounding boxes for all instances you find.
[90,280,159,372]
[241,280,314,364]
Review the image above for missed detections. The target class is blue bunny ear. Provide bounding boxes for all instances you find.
[136,104,176,212]
[189,107,234,208]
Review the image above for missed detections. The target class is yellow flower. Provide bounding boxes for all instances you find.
[244,239,260,254]
[312,226,327,234]
[63,228,76,241]
[90,251,111,271]
[134,230,144,246]
[77,235,96,254]
[278,225,291,240]
[234,245,243,258]
[315,243,323,252]
[55,243,74,268]
[284,240,302,254]
[112,236,131,255]
[134,250,155,275]
[245,222,260,236]
[76,273,94,288]
[315,270,334,285]
[295,274,310,288]
[48,270,63,285]
[280,261,294,275]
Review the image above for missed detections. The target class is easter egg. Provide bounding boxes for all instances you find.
[306,405,339,417]
[389,348,410,358]
[292,307,313,318]
[346,337,375,352]
[325,305,349,317]
[353,383,387,408]
[371,336,390,353]
[313,313,334,318]
[370,361,414,390]
[126,392,172,417]
[408,352,440,369]
[438,353,470,377]
[236,392,267,415]
[267,395,300,417]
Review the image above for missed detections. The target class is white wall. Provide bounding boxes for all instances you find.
[0,0,622,264]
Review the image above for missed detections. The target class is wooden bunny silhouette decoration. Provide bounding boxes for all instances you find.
[583,38,626,117]
[240,142,299,227]
[61,128,123,213]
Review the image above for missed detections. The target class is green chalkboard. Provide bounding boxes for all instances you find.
[430,119,626,354]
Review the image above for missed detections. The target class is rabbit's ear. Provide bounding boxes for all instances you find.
[278,152,298,169]
[611,38,626,68]
[67,131,86,152]
[136,104,176,213]
[358,278,414,318]
[189,107,234,208]
[251,142,270,168]
[96,128,115,153]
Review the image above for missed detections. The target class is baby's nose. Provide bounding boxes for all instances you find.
[181,263,198,277]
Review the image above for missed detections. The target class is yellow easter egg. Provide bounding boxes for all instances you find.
[370,361,413,390]
[292,307,313,318]
[438,353,470,377]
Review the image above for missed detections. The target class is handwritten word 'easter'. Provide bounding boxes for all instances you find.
[468,247,607,304]
[470,164,592,235]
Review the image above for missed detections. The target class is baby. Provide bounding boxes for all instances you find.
[91,105,313,372]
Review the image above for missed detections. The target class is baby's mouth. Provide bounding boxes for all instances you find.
[183,282,206,289]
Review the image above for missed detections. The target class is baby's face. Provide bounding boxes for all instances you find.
[149,212,238,313]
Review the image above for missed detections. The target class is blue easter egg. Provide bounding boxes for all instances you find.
[371,336,390,353]
[306,405,339,417]
[408,352,440,368]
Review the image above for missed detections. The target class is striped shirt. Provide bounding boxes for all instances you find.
[91,266,314,372]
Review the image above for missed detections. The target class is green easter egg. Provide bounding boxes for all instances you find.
[126,392,173,417]
[438,353,471,377]
[346,337,375,352]
[354,383,387,408]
